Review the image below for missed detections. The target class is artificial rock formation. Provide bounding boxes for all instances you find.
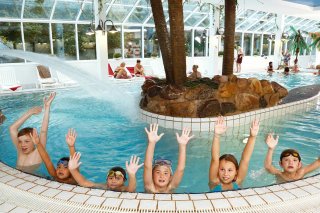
[140,75,288,118]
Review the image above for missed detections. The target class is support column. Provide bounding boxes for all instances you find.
[274,13,285,68]
[94,0,108,80]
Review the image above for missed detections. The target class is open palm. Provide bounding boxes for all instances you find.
[176,127,194,145]
[265,133,279,149]
[126,155,144,175]
[145,123,164,144]
[214,116,227,135]
[30,128,40,145]
[68,152,82,170]
[66,128,77,147]
[44,92,56,109]
[250,119,260,137]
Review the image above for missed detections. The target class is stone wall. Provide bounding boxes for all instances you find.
[140,75,288,118]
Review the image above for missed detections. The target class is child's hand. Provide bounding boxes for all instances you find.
[265,133,279,150]
[250,119,260,137]
[126,155,144,176]
[68,152,82,170]
[176,127,194,145]
[29,128,40,145]
[144,123,164,144]
[214,116,227,135]
[44,92,56,109]
[28,106,42,115]
[66,128,77,147]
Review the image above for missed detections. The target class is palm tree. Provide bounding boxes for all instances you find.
[150,0,186,85]
[288,26,309,65]
[309,32,320,51]
[222,0,236,75]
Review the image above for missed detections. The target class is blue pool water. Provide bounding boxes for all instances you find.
[0,74,319,193]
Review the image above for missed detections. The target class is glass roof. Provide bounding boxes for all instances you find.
[0,0,318,33]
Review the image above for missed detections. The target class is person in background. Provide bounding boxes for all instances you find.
[236,48,244,73]
[114,62,131,79]
[0,110,6,125]
[188,65,202,80]
[292,64,300,73]
[134,59,145,77]
[267,61,274,75]
[283,67,290,75]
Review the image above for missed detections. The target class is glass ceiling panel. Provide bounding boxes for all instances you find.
[185,13,204,27]
[0,0,22,18]
[198,17,209,28]
[53,0,81,20]
[251,11,266,20]
[183,2,198,11]
[106,5,132,23]
[199,3,209,12]
[147,17,154,24]
[24,0,54,19]
[113,0,136,5]
[79,2,93,21]
[127,7,150,23]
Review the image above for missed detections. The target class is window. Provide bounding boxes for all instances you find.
[262,34,269,56]
[124,26,142,58]
[185,29,192,57]
[108,25,121,59]
[243,33,252,56]
[24,23,50,54]
[78,24,96,60]
[194,29,206,57]
[144,27,159,58]
[253,34,261,56]
[52,23,76,60]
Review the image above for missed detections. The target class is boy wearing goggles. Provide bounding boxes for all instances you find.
[209,116,260,192]
[68,153,143,192]
[265,133,320,182]
[144,124,194,193]
[30,128,77,184]
[9,92,55,173]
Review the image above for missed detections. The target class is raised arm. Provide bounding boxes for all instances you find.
[9,107,42,148]
[237,119,260,184]
[209,116,227,187]
[170,128,194,190]
[298,157,320,177]
[40,92,56,147]
[125,155,144,192]
[65,129,77,156]
[264,133,281,175]
[68,152,95,188]
[30,128,56,178]
[143,124,164,191]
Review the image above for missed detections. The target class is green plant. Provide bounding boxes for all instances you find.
[218,51,224,56]
[151,52,158,57]
[288,26,309,65]
[309,32,320,51]
[113,52,122,58]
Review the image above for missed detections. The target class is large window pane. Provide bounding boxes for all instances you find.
[194,29,206,57]
[144,27,159,58]
[78,24,96,60]
[262,34,269,56]
[0,22,24,63]
[52,23,76,60]
[235,32,241,47]
[53,1,81,20]
[243,33,252,56]
[124,26,141,58]
[0,0,22,18]
[108,26,121,59]
[253,34,261,56]
[24,23,50,54]
[24,0,54,19]
[185,30,192,57]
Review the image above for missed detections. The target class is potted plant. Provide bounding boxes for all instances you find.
[113,52,122,59]
[218,51,224,57]
[151,52,158,58]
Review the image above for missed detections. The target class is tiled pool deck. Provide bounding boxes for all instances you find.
[0,162,319,212]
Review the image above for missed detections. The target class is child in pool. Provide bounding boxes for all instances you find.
[143,124,194,193]
[264,133,320,182]
[68,152,143,192]
[209,116,260,192]
[30,128,77,184]
[9,92,56,173]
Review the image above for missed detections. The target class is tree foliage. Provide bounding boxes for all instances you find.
[288,26,309,65]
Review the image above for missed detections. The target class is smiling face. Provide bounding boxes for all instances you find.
[218,159,238,184]
[18,134,35,154]
[152,165,172,188]
[56,163,71,179]
[280,155,301,173]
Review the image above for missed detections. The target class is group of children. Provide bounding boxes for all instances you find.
[10,92,320,193]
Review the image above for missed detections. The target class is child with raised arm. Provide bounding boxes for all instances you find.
[144,124,194,193]
[209,116,260,192]
[68,153,143,192]
[264,133,320,182]
[30,128,77,184]
[9,92,56,173]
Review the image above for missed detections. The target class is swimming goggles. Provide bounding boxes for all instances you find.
[280,149,301,161]
[154,159,172,166]
[107,170,125,179]
[57,160,69,168]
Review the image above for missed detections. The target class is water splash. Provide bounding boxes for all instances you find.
[0,49,142,120]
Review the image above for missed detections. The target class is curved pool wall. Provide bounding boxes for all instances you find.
[140,91,320,132]
[0,91,319,212]
[0,162,319,212]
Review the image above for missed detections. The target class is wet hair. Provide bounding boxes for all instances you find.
[219,154,239,170]
[284,67,290,72]
[58,157,70,162]
[108,166,127,181]
[280,149,301,162]
[137,59,141,63]
[269,61,272,65]
[17,127,33,137]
